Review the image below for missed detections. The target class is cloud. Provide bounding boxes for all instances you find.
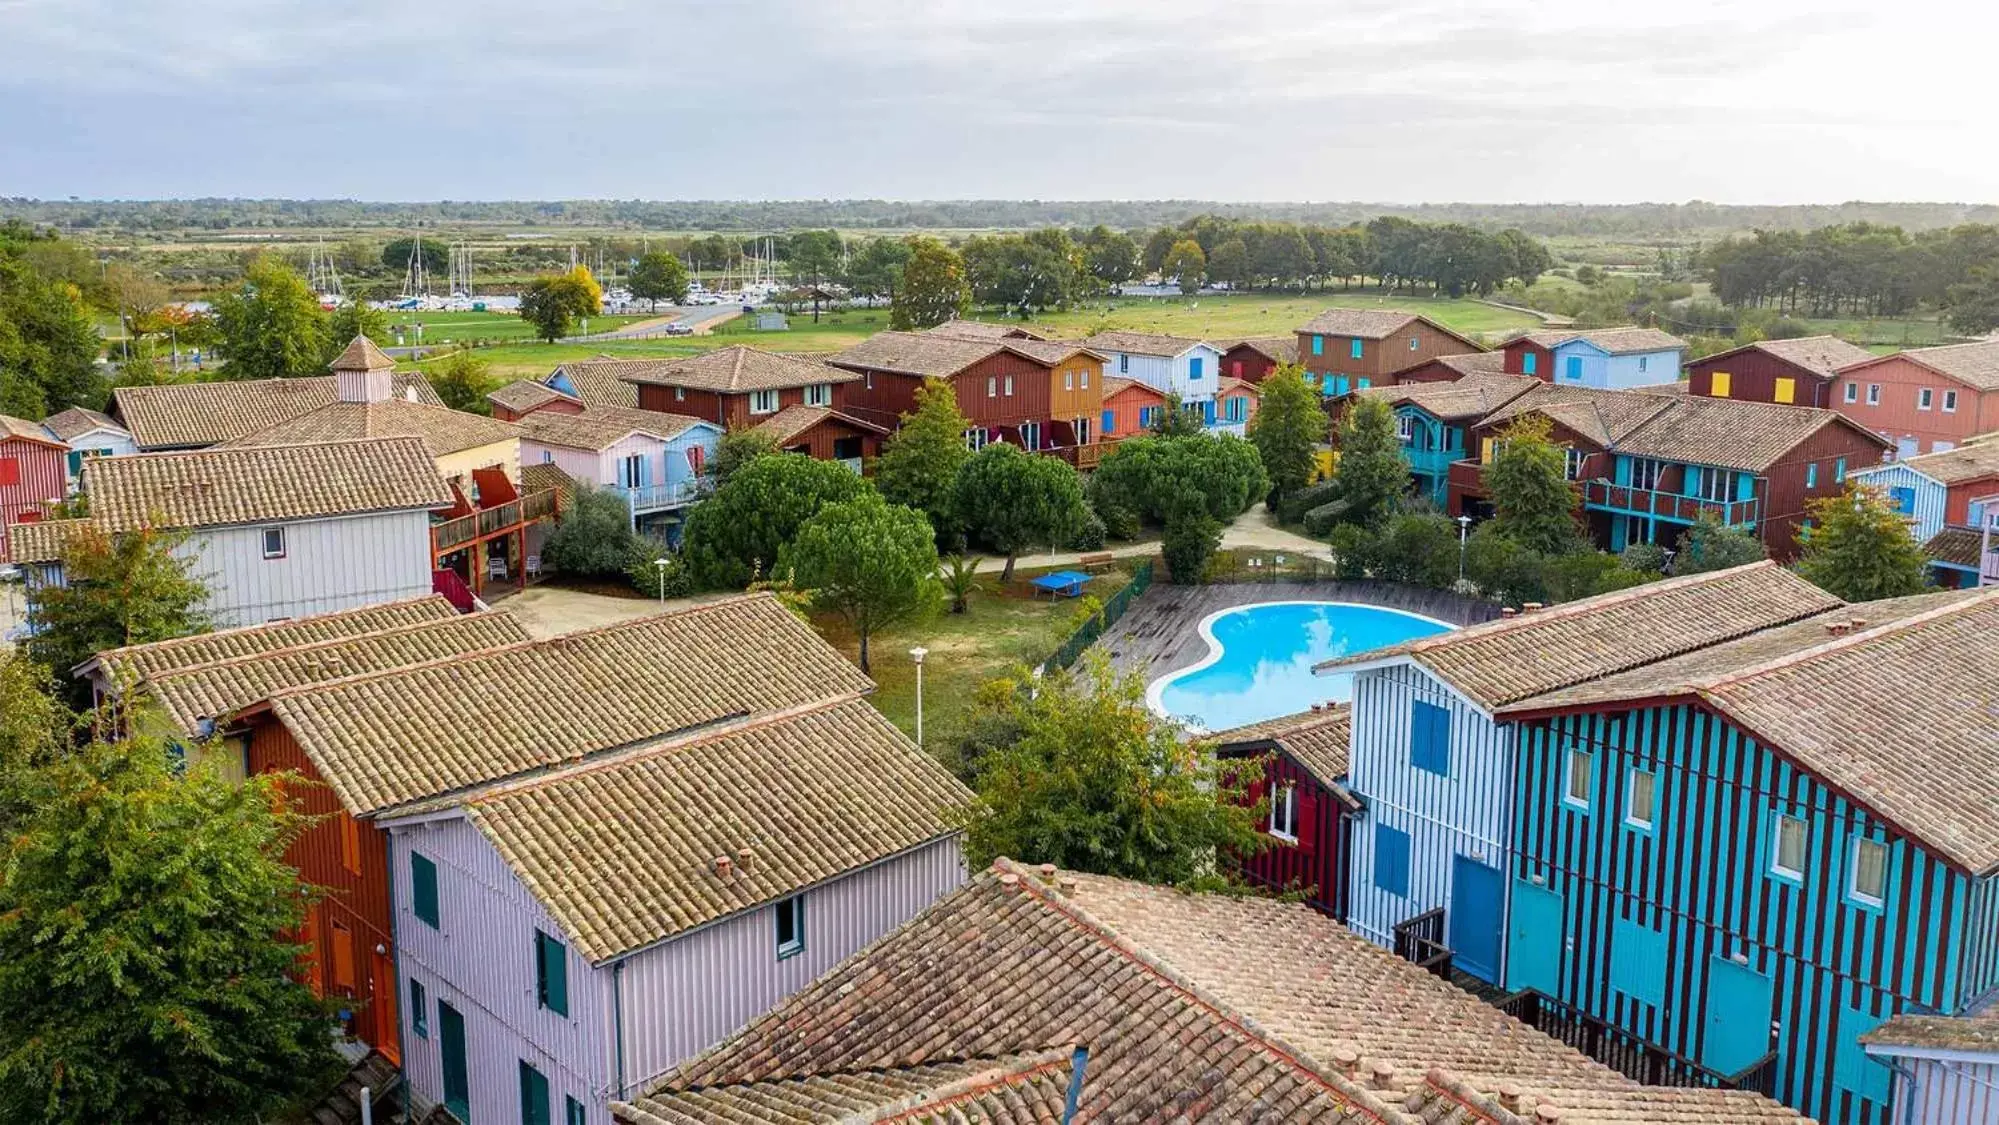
[1,0,1993,202]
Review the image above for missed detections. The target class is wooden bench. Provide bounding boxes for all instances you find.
[1079,552,1115,573]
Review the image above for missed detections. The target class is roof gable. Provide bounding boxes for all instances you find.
[112,374,443,450]
[1691,335,1874,380]
[1077,330,1214,359]
[83,595,461,685]
[40,407,127,443]
[222,399,522,457]
[1845,339,1999,391]
[1212,705,1353,791]
[613,346,859,393]
[518,405,707,451]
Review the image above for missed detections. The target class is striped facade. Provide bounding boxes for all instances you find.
[1511,706,1999,1125]
[0,431,71,560]
[1346,664,1517,983]
[389,813,966,1124]
[1222,748,1350,919]
[1848,460,1957,544]
[1865,1050,1999,1124]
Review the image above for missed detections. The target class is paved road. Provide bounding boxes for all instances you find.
[564,305,741,343]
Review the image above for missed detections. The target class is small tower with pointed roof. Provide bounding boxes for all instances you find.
[330,335,397,405]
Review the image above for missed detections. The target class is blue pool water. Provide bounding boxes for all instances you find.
[1150,601,1452,732]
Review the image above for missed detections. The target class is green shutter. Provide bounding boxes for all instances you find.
[411,853,439,928]
[519,1061,551,1125]
[537,930,569,1017]
[565,1096,587,1125]
[410,978,428,1038]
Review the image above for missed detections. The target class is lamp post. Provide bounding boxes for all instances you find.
[909,646,928,748]
[1456,515,1472,582]
[653,557,668,607]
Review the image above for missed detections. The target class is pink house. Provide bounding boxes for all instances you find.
[1832,340,1999,458]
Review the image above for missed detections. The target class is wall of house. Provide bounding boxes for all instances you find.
[1346,663,1517,984]
[1687,352,1832,407]
[1227,749,1347,918]
[1512,706,1986,1125]
[1875,1053,1999,1125]
[1301,325,1473,384]
[1099,386,1166,440]
[65,426,139,457]
[772,418,879,464]
[1221,346,1281,385]
[635,383,840,431]
[1759,425,1893,559]
[1847,463,1949,543]
[955,352,1053,428]
[1046,357,1105,436]
[1833,358,1999,457]
[250,720,400,1060]
[0,436,71,557]
[1550,343,1682,390]
[832,368,923,430]
[1503,340,1556,380]
[435,438,521,492]
[183,510,434,627]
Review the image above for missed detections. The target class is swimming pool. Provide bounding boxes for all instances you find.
[1148,601,1452,732]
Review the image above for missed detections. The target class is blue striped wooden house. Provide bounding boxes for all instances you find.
[1343,375,1538,508]
[1316,563,1842,987]
[1496,588,1999,1125]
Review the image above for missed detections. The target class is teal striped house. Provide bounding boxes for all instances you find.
[1497,588,1999,1125]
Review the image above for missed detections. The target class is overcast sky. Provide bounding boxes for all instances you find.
[3,0,1994,204]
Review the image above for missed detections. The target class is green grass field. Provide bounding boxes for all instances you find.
[377,309,655,347]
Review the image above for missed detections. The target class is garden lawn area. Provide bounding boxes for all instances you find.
[376,309,653,348]
[816,563,1143,745]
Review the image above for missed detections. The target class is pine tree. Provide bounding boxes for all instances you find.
[1246,363,1326,506]
[1320,396,1408,530]
[874,378,974,541]
[1797,484,1930,601]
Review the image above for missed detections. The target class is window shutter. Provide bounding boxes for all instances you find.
[1295,785,1318,853]
[537,931,569,1017]
[411,853,439,928]
[0,457,19,487]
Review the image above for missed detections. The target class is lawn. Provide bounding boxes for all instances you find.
[375,309,654,348]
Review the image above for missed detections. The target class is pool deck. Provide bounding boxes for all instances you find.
[1097,581,1501,685]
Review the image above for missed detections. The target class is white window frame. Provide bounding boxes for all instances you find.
[1565,447,1587,481]
[1064,371,1074,391]
[1625,768,1656,830]
[673,386,686,402]
[749,389,779,415]
[1630,458,1667,491]
[986,376,997,398]
[1409,336,1420,351]
[1918,387,1934,411]
[774,894,805,959]
[1867,383,1881,406]
[803,383,832,407]
[1695,465,1734,504]
[260,526,286,560]
[1771,813,1807,881]
[1849,838,1887,906]
[1268,781,1298,842]
[963,427,988,451]
[1563,749,1592,810]
[1843,382,1858,404]
[1396,414,1416,443]
[1080,369,1089,389]
[1004,375,1014,397]
[1118,354,1129,374]
[1944,390,1959,413]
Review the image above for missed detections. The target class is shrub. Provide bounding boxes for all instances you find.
[541,487,642,578]
[1619,542,1669,574]
[1279,478,1338,525]
[1161,512,1222,585]
[1065,511,1107,552]
[1327,523,1375,581]
[627,551,693,599]
[1374,512,1460,588]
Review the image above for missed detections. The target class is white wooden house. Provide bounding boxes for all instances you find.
[1080,331,1223,421]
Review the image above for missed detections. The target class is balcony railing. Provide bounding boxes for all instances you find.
[614,478,711,515]
[1582,480,1759,528]
[1447,458,1488,495]
[432,487,559,554]
[1494,989,1776,1097]
[1391,909,1454,981]
[1407,446,1461,477]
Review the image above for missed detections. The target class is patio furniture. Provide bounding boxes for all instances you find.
[525,555,541,580]
[487,555,509,582]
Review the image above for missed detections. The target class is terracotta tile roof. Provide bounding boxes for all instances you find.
[0,414,65,446]
[328,335,396,373]
[1692,336,1873,380]
[618,1051,1075,1125]
[266,593,875,816]
[1317,563,1843,710]
[1212,705,1353,790]
[113,374,443,450]
[486,379,576,414]
[1298,309,1428,339]
[1610,394,1886,472]
[1412,1071,1808,1123]
[611,346,859,393]
[1519,326,1688,355]
[1862,1014,1999,1054]
[1424,351,1510,377]
[144,612,531,732]
[1217,376,1260,396]
[1849,339,1999,391]
[1477,384,1675,449]
[519,405,705,451]
[1359,374,1541,423]
[518,462,576,508]
[1922,525,1986,569]
[10,438,453,562]
[829,333,1016,379]
[222,399,522,457]
[1883,440,1999,486]
[83,595,461,686]
[1217,335,1300,363]
[1100,375,1164,401]
[39,407,125,442]
[1076,329,1209,358]
[464,696,971,963]
[751,404,887,446]
[921,318,1050,342]
[549,360,641,408]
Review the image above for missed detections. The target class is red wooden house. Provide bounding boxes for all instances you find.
[1391,350,1510,387]
[486,380,585,422]
[1215,336,1297,384]
[617,346,862,433]
[1213,705,1359,920]
[1683,335,1873,407]
[752,404,889,469]
[828,331,1107,457]
[0,415,70,560]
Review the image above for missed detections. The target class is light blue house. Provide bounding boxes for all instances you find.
[1314,563,1843,987]
[1496,588,1999,1124]
[1511,327,1688,391]
[41,407,137,483]
[1849,441,1999,546]
[517,406,722,536]
[1079,330,1222,416]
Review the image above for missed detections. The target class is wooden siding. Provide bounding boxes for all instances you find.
[635,382,841,431]
[833,368,923,430]
[1221,748,1348,918]
[1512,706,1985,1125]
[1300,325,1472,384]
[1878,1054,1999,1125]
[1046,356,1105,427]
[1100,382,1167,440]
[250,719,401,1059]
[1503,339,1556,381]
[0,435,70,560]
[181,510,436,628]
[1687,349,1835,408]
[1220,343,1283,385]
[953,351,1053,428]
[1755,422,1891,560]
[771,417,880,463]
[1847,462,1951,544]
[1832,356,1999,456]
[1346,663,1516,982]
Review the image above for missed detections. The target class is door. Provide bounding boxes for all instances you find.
[1449,855,1506,983]
[370,950,401,1064]
[1505,879,1564,996]
[439,1000,471,1122]
[1703,956,1775,1076]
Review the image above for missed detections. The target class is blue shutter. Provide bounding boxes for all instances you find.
[1806,463,1817,488]
[1189,357,1204,380]
[411,853,440,929]
[1410,701,1451,776]
[1312,334,1324,356]
[1523,352,1537,375]
[1334,376,1350,395]
[1835,1005,1893,1101]
[1357,377,1371,390]
[1374,824,1411,896]
[1350,338,1364,360]
[1609,917,1667,1006]
[1835,457,1847,482]
[1736,472,1755,502]
[520,1061,551,1125]
[566,1097,588,1125]
[1891,486,1916,515]
[1565,355,1584,381]
[1202,399,1216,425]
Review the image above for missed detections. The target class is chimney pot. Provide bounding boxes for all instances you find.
[1367,1060,1395,1090]
[998,872,1020,887]
[711,855,733,878]
[1501,607,1518,618]
[1037,863,1057,881]
[1497,1084,1522,1111]
[1535,1105,1561,1123]
[1330,1042,1360,1075]
[1849,618,1867,630]
[1522,602,1544,613]
[1058,877,1078,894]
[735,847,755,875]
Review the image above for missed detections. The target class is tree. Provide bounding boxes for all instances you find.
[1161,509,1222,585]
[0,254,104,415]
[873,378,973,541]
[781,492,940,672]
[1147,391,1206,438]
[952,442,1087,581]
[1796,484,1930,601]
[381,236,449,278]
[955,653,1268,883]
[1315,396,1408,530]
[1082,226,1140,290]
[210,256,331,380]
[627,251,690,311]
[889,238,970,330]
[1673,514,1767,574]
[1206,237,1251,290]
[1484,415,1583,555]
[518,271,599,342]
[1246,363,1326,506]
[939,554,984,614]
[26,525,209,708]
[0,654,66,837]
[786,230,845,286]
[1162,239,1206,295]
[706,427,779,487]
[1946,267,1999,335]
[0,729,340,1125]
[1088,434,1267,526]
[427,348,497,414]
[680,454,868,589]
[541,485,643,578]
[846,238,914,303]
[324,300,387,351]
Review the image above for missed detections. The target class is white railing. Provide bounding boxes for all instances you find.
[615,478,712,514]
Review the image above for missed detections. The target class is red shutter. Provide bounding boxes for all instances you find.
[1295,785,1319,853]
[0,457,19,487]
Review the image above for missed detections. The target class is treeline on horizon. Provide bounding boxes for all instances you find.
[7,197,1999,238]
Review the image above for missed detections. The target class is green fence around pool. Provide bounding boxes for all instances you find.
[1043,560,1154,672]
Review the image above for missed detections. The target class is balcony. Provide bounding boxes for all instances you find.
[613,477,711,517]
[1495,989,1777,1097]
[431,487,559,555]
[1582,480,1759,528]
[1406,444,1461,478]
[1447,459,1488,496]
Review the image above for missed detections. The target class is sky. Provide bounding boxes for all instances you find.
[3,0,1996,204]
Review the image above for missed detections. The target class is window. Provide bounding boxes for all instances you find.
[1312,334,1324,356]
[566,1096,587,1125]
[1396,413,1416,443]
[411,852,440,929]
[1889,486,1916,515]
[519,1061,552,1125]
[1918,387,1934,411]
[775,894,805,959]
[535,929,569,1016]
[1021,422,1041,451]
[1003,375,1014,396]
[1118,354,1129,374]
[1629,458,1667,491]
[986,376,997,398]
[1079,369,1089,388]
[1843,382,1858,404]
[1834,457,1847,482]
[749,389,778,414]
[1064,371,1074,391]
[1409,336,1421,351]
[1626,769,1656,830]
[1188,357,1203,380]
[864,371,874,390]
[1268,781,1298,841]
[1695,466,1734,505]
[1710,371,1731,397]
[963,427,988,451]
[1564,749,1592,809]
[803,383,832,407]
[540,450,553,463]
[1523,352,1538,376]
[1806,462,1818,488]
[339,812,361,874]
[1850,838,1888,906]
[261,527,286,559]
[619,453,644,490]
[410,978,429,1038]
[1410,700,1451,777]
[1564,447,1587,481]
[1771,813,1807,881]
[1350,338,1364,360]
[1866,383,1881,405]
[673,386,686,401]
[1357,377,1371,390]
[1773,376,1795,404]
[1638,355,1650,373]
[1373,824,1410,896]
[1945,390,1959,413]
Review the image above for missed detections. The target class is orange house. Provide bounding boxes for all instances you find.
[1831,341,1999,458]
[1099,376,1169,441]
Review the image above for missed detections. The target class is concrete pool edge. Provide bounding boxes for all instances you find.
[1145,598,1457,734]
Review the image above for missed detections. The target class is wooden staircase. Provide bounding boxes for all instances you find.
[309,1051,402,1125]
